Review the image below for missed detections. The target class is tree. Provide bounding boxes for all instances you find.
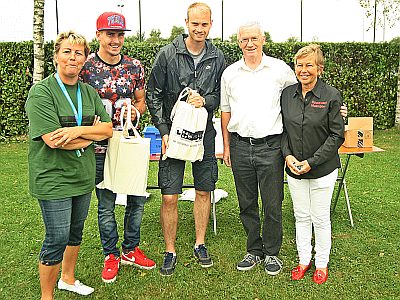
[286,36,299,43]
[264,32,273,43]
[33,0,45,84]
[359,0,400,42]
[212,37,223,43]
[146,29,164,43]
[311,35,319,42]
[359,0,400,128]
[125,31,146,42]
[168,26,185,42]
[390,36,400,44]
[229,33,238,43]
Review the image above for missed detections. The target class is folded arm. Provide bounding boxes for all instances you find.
[42,120,112,149]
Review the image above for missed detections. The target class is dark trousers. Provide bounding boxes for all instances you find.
[230,133,284,257]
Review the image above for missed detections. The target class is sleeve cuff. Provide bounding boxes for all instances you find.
[157,124,169,137]
[307,157,316,168]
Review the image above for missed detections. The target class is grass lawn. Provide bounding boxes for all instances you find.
[0,129,399,299]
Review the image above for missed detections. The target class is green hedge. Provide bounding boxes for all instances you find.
[0,42,33,139]
[0,41,398,140]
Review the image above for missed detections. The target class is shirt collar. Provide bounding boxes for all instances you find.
[238,53,269,72]
[294,78,323,98]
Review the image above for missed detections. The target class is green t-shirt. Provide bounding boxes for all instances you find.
[25,74,111,200]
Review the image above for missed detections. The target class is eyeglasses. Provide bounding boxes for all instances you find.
[238,37,262,45]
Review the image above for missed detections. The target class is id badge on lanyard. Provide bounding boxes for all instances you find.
[55,73,84,157]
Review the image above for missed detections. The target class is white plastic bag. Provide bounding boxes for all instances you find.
[97,103,150,196]
[165,87,208,162]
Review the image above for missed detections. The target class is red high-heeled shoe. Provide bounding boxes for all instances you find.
[291,263,312,280]
[313,268,328,284]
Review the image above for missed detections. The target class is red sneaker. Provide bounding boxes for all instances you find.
[291,263,312,280]
[313,268,328,284]
[102,254,120,283]
[121,247,156,270]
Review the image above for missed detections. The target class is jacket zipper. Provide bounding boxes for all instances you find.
[185,51,216,91]
[192,55,197,90]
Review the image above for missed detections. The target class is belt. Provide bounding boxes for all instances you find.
[232,132,279,145]
[94,147,107,154]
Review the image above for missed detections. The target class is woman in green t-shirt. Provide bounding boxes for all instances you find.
[25,31,112,299]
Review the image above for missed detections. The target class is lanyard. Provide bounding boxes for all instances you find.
[55,73,82,126]
[55,73,83,157]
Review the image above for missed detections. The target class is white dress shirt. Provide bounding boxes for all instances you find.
[220,54,297,138]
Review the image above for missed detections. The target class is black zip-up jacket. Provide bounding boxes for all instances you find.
[146,34,225,137]
[281,79,345,179]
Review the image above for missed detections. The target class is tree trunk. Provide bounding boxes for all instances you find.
[395,51,400,129]
[33,0,45,84]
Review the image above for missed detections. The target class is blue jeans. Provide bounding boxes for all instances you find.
[38,193,91,266]
[95,153,146,257]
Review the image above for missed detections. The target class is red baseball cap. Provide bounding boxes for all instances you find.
[96,12,131,31]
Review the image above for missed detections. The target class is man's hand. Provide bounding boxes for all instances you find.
[122,101,137,121]
[223,146,231,167]
[187,90,205,108]
[162,134,169,154]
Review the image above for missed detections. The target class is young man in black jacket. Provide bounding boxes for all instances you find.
[147,2,225,276]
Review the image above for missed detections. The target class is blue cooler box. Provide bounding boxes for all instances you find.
[143,126,161,155]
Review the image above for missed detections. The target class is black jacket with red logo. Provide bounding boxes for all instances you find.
[281,79,345,179]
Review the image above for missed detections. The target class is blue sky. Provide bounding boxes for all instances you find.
[1,0,399,42]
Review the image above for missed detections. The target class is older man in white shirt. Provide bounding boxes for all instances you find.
[220,21,297,276]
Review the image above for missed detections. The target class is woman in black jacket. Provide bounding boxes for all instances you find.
[281,44,345,284]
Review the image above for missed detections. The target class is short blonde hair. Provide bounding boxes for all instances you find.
[294,44,325,67]
[187,2,212,20]
[53,31,90,66]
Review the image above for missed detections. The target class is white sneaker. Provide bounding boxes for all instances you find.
[58,279,94,296]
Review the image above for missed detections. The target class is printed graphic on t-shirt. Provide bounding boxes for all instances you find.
[100,98,131,129]
[80,53,144,150]
[80,53,144,129]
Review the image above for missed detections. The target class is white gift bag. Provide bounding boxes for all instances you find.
[165,87,208,162]
[97,103,150,196]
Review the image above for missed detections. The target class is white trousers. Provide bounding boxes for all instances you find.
[287,169,338,268]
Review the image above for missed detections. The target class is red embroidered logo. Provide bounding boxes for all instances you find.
[310,100,327,108]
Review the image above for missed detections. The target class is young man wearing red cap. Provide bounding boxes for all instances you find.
[80,11,155,283]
